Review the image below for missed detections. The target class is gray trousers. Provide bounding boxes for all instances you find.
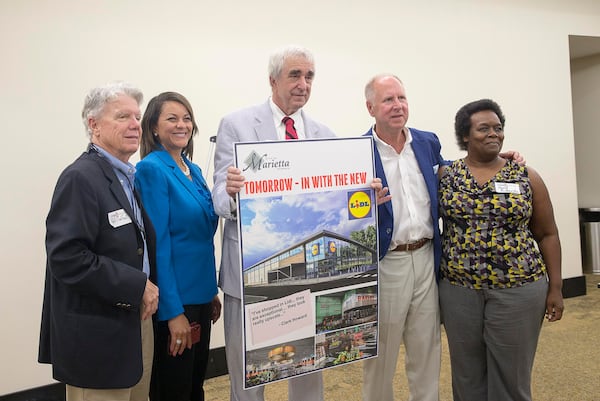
[439,277,548,401]
[223,294,324,401]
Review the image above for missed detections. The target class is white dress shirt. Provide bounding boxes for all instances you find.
[269,98,306,140]
[372,126,433,249]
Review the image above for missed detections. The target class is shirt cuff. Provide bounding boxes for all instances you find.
[229,197,237,219]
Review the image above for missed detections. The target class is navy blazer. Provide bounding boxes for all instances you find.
[365,127,444,277]
[39,146,156,389]
[135,150,218,321]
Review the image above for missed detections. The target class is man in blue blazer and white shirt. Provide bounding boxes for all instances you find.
[212,45,335,401]
[361,74,443,401]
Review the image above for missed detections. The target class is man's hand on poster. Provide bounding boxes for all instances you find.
[371,177,391,206]
[226,166,244,198]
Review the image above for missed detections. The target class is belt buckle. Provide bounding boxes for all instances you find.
[394,243,409,252]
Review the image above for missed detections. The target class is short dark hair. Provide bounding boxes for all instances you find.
[140,92,198,159]
[454,99,506,151]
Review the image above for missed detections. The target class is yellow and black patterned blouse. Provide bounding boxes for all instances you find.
[439,159,546,289]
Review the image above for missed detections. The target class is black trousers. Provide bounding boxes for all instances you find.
[150,303,213,401]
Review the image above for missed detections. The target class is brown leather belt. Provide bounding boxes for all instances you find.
[390,238,430,252]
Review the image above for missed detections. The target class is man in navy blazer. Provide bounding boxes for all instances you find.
[361,75,443,401]
[212,45,335,401]
[39,82,159,401]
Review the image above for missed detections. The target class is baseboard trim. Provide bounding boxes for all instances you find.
[0,347,229,401]
[206,345,228,378]
[0,383,64,401]
[562,275,587,298]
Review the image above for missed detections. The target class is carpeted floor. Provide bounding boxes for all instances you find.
[204,274,600,401]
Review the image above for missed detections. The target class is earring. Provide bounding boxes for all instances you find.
[153,132,158,137]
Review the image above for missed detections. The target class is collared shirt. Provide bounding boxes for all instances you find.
[269,97,306,140]
[372,126,433,248]
[91,144,150,277]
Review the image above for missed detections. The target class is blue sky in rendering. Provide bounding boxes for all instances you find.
[239,189,375,269]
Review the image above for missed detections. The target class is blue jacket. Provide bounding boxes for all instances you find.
[136,149,218,321]
[364,127,444,278]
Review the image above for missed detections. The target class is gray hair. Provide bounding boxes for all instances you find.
[364,74,403,102]
[81,81,143,138]
[268,45,315,80]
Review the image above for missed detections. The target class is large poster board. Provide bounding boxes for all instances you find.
[234,137,379,388]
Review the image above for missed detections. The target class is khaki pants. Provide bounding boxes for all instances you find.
[66,316,154,401]
[362,242,441,401]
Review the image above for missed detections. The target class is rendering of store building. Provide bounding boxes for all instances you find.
[243,229,376,286]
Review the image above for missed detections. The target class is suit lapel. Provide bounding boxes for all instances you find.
[411,132,435,189]
[154,151,211,212]
[89,150,137,220]
[410,130,437,215]
[302,110,320,139]
[253,102,278,141]
[366,128,393,218]
[251,102,323,140]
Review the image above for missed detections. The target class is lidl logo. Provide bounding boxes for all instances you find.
[328,241,337,254]
[347,190,372,220]
[311,243,320,256]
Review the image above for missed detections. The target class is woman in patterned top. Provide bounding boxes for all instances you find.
[438,99,564,401]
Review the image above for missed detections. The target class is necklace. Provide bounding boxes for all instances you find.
[180,156,191,176]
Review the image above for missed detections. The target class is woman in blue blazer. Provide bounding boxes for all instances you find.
[135,92,220,401]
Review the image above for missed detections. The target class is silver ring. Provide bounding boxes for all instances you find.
[176,339,182,345]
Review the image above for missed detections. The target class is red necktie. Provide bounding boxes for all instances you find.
[282,116,298,140]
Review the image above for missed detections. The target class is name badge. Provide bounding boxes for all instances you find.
[108,209,133,228]
[494,182,520,194]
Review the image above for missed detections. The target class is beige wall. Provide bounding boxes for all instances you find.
[572,54,600,208]
[1,0,599,395]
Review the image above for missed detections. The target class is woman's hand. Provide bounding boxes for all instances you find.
[211,295,222,323]
[545,288,564,322]
[168,314,192,356]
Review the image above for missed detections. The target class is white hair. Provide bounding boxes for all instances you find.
[81,81,143,138]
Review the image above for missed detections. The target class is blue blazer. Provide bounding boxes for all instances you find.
[135,150,218,321]
[364,127,444,277]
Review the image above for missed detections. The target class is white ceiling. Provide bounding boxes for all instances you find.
[570,35,600,60]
